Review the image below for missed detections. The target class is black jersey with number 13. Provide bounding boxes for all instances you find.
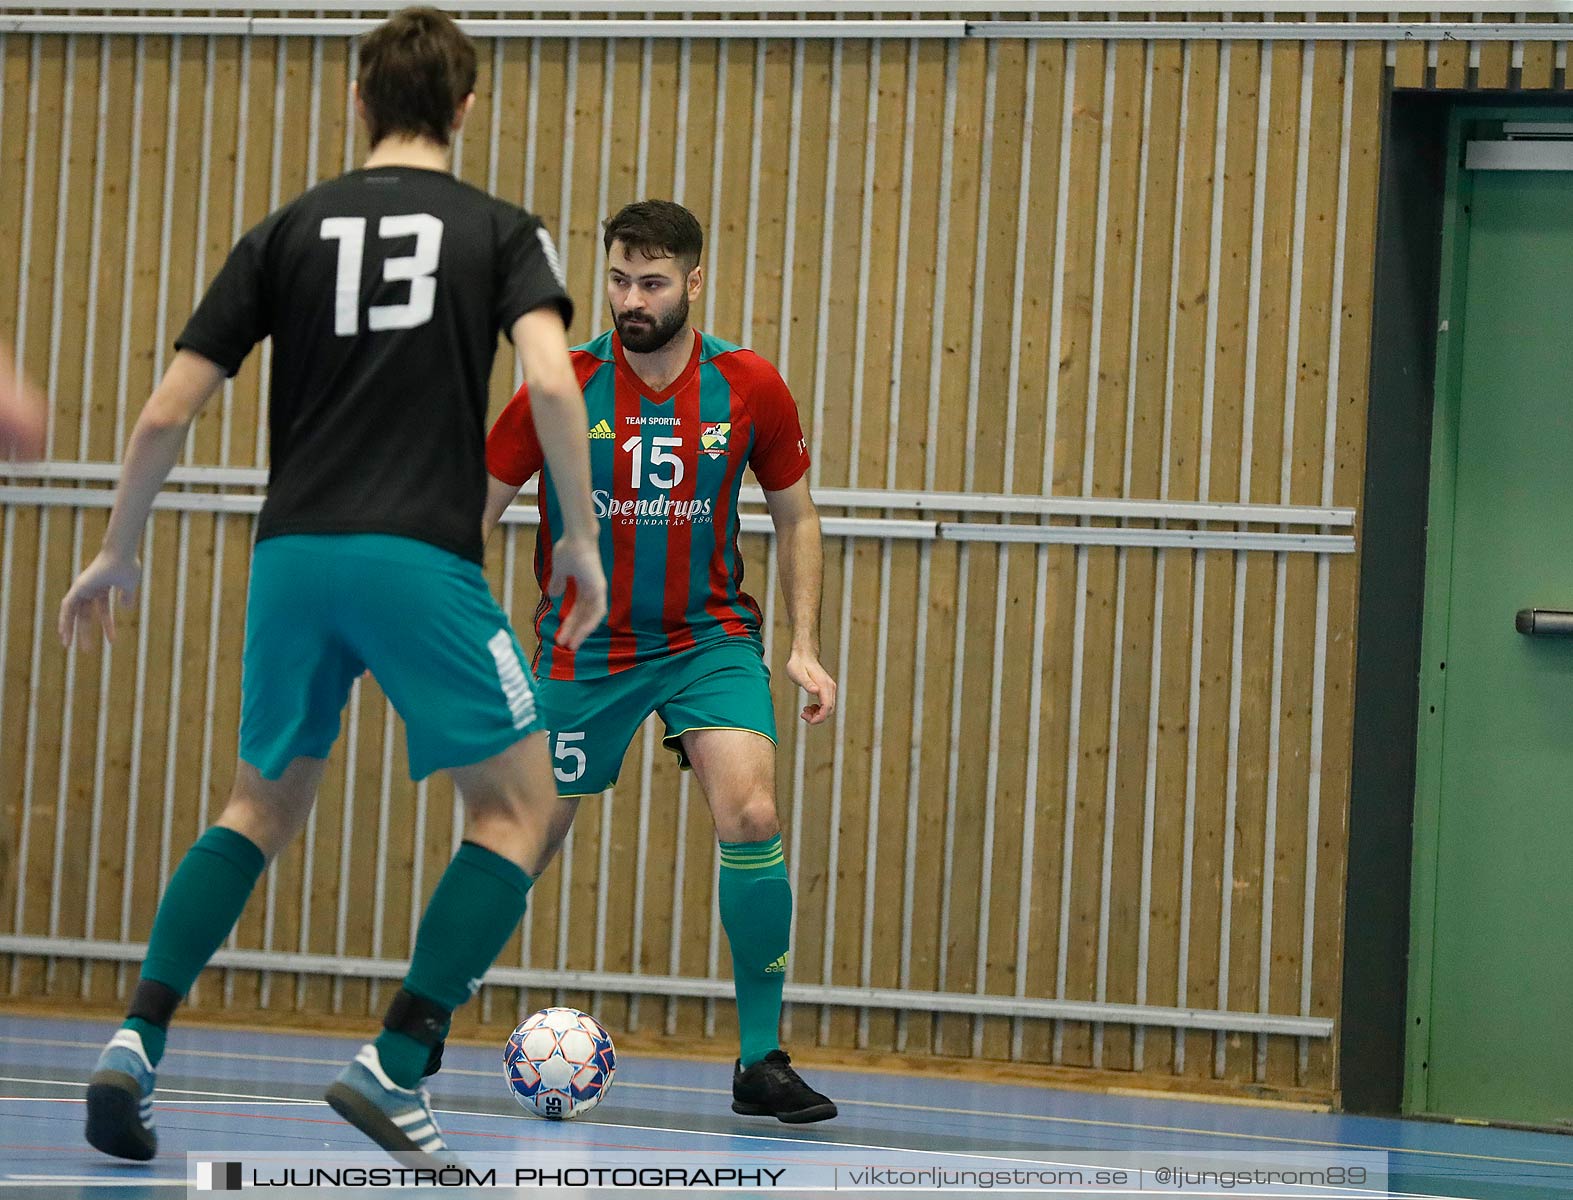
[177,165,572,565]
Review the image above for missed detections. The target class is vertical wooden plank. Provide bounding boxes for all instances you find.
[889,40,948,498]
[928,35,988,1058]
[1013,36,1072,1067]
[1434,37,1469,90]
[1051,34,1125,1069]
[643,39,682,206]
[1522,15,1556,89]
[45,34,98,468]
[887,36,960,1058]
[479,38,523,424]
[1150,38,1219,1078]
[1193,50,1258,1081]
[35,34,99,1001]
[699,39,754,351]
[225,35,274,476]
[1085,37,1151,1073]
[80,53,126,437]
[605,32,643,227]
[985,37,1063,1062]
[1391,12,1427,89]
[970,39,1032,1062]
[745,40,792,352]
[799,32,862,1044]
[455,35,491,196]
[1201,36,1283,1084]
[527,41,568,239]
[562,40,609,343]
[836,38,908,1053]
[189,36,241,471]
[1121,35,1182,1079]
[1239,38,1305,1083]
[1477,40,1511,91]
[0,37,29,339]
[1254,37,1342,1088]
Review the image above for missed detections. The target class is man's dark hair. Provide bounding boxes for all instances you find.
[357,7,477,149]
[602,200,705,273]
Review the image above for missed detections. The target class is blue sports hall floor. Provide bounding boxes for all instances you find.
[2,1012,1570,1198]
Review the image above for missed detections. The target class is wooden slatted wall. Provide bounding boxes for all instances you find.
[0,23,1417,1098]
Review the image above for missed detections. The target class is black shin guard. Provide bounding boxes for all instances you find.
[381,988,450,1046]
[381,988,450,1078]
[127,979,181,1030]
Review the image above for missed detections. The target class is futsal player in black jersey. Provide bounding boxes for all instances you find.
[58,8,606,1163]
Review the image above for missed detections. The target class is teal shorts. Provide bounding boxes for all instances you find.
[537,637,777,796]
[240,534,544,781]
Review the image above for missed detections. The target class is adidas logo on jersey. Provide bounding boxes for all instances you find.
[588,419,614,439]
[763,952,788,975]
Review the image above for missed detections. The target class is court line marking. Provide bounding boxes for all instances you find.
[0,1074,328,1104]
[5,1040,1572,1176]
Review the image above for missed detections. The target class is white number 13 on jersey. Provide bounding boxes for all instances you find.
[320,214,444,336]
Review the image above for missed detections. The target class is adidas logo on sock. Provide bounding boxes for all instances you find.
[588,419,613,439]
[764,952,788,974]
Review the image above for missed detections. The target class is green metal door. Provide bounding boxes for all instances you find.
[1409,116,1573,1125]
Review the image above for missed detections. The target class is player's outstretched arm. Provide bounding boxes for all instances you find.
[510,308,606,649]
[0,342,47,460]
[58,349,226,648]
[482,473,523,543]
[764,477,837,725]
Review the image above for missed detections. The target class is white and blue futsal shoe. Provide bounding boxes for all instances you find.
[85,1028,158,1161]
[325,1044,456,1166]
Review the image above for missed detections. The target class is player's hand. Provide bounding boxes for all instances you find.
[786,649,837,725]
[58,548,141,649]
[547,533,607,651]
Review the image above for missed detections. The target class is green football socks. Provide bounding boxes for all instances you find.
[375,841,533,1088]
[718,834,792,1069]
[130,826,268,1066]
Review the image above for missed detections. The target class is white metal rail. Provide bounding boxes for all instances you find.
[0,934,1335,1037]
[0,473,1358,555]
[1,12,1569,40]
[1,1,1567,13]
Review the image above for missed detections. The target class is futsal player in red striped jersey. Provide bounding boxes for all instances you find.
[482,200,840,1123]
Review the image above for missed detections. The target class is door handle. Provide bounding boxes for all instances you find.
[1515,609,1573,636]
